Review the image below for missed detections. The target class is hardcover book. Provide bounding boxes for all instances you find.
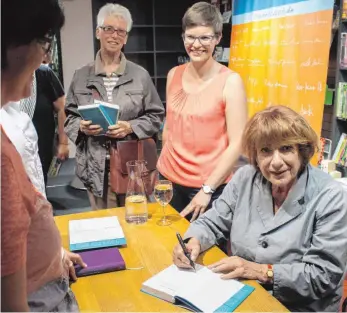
[77,100,120,134]
[69,216,126,252]
[74,247,125,277]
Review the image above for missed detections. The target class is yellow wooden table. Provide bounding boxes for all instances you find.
[55,204,288,312]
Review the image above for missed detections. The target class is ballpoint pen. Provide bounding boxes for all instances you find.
[176,232,196,272]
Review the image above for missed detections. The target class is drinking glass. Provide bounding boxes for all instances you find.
[154,180,173,226]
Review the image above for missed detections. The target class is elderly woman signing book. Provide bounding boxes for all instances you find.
[173,106,347,312]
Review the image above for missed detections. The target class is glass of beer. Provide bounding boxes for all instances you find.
[154,180,173,226]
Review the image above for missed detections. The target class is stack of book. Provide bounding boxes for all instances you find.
[332,133,347,167]
[69,216,126,276]
[336,83,347,119]
[77,100,120,135]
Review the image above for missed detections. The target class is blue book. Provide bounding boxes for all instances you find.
[77,101,120,134]
[68,216,126,252]
[141,264,254,312]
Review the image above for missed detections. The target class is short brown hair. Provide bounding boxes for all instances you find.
[182,2,223,35]
[242,106,319,168]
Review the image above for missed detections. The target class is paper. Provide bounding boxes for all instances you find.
[69,216,126,251]
[143,264,245,312]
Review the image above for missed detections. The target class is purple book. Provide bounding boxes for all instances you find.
[74,247,126,277]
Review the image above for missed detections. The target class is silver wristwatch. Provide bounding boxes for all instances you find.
[202,184,215,194]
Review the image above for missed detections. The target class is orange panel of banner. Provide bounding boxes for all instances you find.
[229,4,333,164]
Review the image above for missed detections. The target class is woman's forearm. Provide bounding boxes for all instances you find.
[57,109,69,144]
[204,141,242,189]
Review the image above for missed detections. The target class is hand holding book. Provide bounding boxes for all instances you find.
[106,121,133,139]
[77,100,120,135]
[80,120,103,136]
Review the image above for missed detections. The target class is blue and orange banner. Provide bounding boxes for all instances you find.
[230,0,334,161]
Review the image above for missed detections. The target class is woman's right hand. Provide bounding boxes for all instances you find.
[80,120,103,136]
[173,237,201,269]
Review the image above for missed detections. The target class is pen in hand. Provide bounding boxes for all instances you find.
[176,232,196,272]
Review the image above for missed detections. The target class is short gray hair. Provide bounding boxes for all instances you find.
[97,3,133,32]
[182,2,223,35]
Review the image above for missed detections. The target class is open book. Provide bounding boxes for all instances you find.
[141,264,254,312]
[77,100,120,134]
[69,216,126,252]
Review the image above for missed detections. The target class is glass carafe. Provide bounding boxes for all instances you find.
[125,160,148,224]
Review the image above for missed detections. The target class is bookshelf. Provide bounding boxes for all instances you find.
[91,0,232,106]
[331,0,347,176]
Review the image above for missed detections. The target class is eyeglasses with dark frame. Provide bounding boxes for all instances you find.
[182,34,217,46]
[37,37,53,54]
[99,26,128,37]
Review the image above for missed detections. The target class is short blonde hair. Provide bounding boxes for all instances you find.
[242,106,319,168]
[182,2,223,35]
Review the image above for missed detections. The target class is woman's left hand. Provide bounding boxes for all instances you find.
[57,143,69,161]
[208,256,268,282]
[107,121,133,138]
[63,250,87,282]
[180,189,212,222]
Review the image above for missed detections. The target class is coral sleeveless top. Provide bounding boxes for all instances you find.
[157,63,233,188]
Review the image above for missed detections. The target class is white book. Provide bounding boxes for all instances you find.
[141,264,254,312]
[69,216,126,251]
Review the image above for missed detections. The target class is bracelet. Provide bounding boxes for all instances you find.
[59,143,69,145]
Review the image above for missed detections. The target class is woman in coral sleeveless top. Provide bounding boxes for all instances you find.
[157,2,247,222]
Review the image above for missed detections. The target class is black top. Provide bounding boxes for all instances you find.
[32,65,65,177]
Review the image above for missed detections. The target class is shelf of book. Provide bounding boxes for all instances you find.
[331,0,347,177]
[333,133,347,163]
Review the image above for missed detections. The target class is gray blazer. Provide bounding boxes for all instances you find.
[185,164,347,312]
[64,53,164,197]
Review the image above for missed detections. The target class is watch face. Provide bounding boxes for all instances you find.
[203,185,211,193]
[267,270,274,278]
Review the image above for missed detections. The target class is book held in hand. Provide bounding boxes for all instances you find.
[74,247,125,277]
[69,216,126,252]
[77,100,120,134]
[47,156,62,177]
[141,264,254,312]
